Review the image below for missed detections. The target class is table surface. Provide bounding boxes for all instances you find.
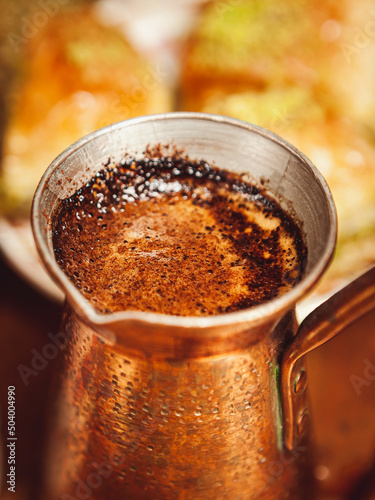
[0,256,374,500]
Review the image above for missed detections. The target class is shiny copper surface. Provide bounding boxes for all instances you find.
[31,114,375,499]
[40,265,375,499]
[281,266,375,450]
[42,308,314,500]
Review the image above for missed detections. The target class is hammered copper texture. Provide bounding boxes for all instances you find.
[42,308,313,500]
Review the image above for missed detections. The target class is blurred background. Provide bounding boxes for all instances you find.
[0,0,374,498]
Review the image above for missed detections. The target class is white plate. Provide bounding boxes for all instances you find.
[0,217,64,303]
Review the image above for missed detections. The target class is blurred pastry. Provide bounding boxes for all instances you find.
[179,0,375,289]
[0,1,172,217]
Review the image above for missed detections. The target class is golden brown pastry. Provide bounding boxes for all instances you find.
[0,1,172,217]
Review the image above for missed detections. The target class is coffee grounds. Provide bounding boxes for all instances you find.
[52,151,307,316]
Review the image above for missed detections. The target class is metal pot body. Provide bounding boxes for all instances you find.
[44,307,312,500]
[32,113,375,499]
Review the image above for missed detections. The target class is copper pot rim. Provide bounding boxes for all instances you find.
[31,112,337,333]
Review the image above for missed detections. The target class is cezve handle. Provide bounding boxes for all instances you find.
[281,266,375,450]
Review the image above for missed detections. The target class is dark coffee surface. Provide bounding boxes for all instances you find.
[52,152,307,316]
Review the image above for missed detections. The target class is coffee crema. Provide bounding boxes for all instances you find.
[52,149,307,316]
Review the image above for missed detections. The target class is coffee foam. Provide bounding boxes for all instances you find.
[52,152,307,316]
